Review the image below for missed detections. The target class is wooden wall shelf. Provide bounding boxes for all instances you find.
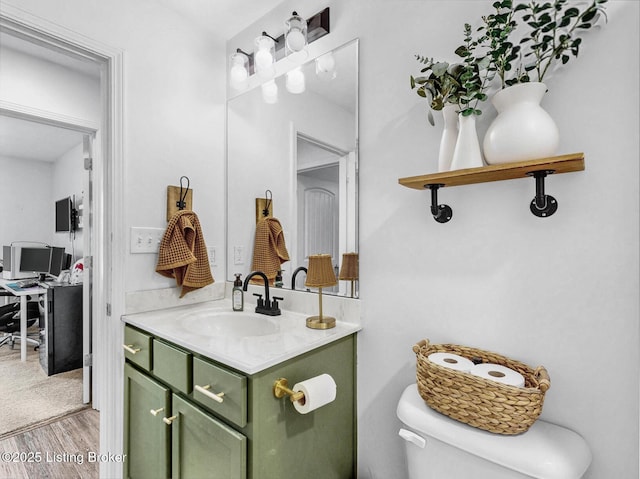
[398,153,585,222]
[398,152,584,190]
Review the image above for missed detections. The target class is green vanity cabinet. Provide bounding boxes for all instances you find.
[123,323,356,479]
[124,363,171,479]
[171,395,246,479]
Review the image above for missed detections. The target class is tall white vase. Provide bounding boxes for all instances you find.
[438,104,459,172]
[450,113,484,170]
[483,82,559,164]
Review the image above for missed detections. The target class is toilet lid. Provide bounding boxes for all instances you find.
[397,384,591,479]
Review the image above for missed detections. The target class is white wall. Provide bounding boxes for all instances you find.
[0,31,98,262]
[0,45,101,121]
[232,1,639,478]
[0,156,52,248]
[6,0,227,293]
[0,142,84,266]
[51,143,84,259]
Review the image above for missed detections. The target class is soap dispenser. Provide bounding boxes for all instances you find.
[232,273,244,312]
[275,270,284,288]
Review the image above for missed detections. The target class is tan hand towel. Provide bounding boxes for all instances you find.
[251,217,290,284]
[156,210,214,297]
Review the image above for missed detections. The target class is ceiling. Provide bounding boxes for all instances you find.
[0,115,85,162]
[155,0,283,39]
[0,0,286,163]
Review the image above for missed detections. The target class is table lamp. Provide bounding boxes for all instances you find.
[338,252,359,298]
[305,254,337,329]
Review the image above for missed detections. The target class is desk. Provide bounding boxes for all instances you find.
[0,279,47,362]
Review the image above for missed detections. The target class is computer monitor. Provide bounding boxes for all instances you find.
[56,196,75,232]
[19,247,51,277]
[48,247,67,277]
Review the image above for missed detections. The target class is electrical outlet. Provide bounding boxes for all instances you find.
[208,247,217,266]
[131,227,164,254]
[234,246,244,265]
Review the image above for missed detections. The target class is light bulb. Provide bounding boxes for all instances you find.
[286,29,306,52]
[262,80,278,104]
[316,52,337,80]
[255,49,273,70]
[229,52,249,90]
[254,35,275,79]
[286,68,305,94]
[285,12,308,64]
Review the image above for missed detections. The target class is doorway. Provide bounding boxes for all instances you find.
[0,80,98,414]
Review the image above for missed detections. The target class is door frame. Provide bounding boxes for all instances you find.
[0,5,126,478]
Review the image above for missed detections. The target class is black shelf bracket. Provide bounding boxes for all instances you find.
[425,184,452,223]
[528,170,558,218]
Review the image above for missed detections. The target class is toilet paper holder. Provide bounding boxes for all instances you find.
[273,378,305,403]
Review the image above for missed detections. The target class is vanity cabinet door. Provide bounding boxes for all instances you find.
[171,394,246,479]
[124,363,171,479]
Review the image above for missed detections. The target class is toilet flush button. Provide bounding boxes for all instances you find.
[399,428,426,448]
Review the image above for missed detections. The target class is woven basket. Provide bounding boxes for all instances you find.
[413,339,550,435]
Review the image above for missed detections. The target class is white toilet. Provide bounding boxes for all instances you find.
[397,384,592,479]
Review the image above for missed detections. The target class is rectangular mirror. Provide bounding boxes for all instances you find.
[227,39,359,297]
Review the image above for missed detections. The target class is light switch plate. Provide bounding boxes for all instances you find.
[233,246,244,265]
[131,227,164,254]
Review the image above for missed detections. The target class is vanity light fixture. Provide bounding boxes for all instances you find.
[229,49,250,90]
[254,32,276,79]
[285,11,308,63]
[285,67,305,94]
[228,8,329,88]
[261,79,278,104]
[305,254,337,330]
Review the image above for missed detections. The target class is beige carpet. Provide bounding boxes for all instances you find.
[0,341,86,439]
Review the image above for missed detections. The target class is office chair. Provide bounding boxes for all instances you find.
[0,300,41,349]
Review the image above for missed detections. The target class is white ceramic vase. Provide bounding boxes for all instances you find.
[450,113,484,170]
[483,82,559,164]
[438,104,459,172]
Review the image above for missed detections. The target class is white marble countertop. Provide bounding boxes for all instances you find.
[121,299,361,375]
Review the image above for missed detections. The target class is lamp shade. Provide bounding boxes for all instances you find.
[338,253,358,280]
[305,254,336,288]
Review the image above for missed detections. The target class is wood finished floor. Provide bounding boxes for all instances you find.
[0,408,100,479]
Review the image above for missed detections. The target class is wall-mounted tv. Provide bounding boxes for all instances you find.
[55,196,75,232]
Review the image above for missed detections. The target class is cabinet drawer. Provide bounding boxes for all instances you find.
[193,357,247,427]
[123,325,152,371]
[152,339,192,394]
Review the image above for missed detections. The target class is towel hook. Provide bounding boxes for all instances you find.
[177,176,190,210]
[263,189,273,217]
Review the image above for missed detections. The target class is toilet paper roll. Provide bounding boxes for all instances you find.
[427,352,474,372]
[470,363,526,388]
[292,373,337,414]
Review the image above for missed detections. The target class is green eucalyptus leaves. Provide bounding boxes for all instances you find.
[411,0,608,121]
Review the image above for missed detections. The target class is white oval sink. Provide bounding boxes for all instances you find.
[177,310,280,338]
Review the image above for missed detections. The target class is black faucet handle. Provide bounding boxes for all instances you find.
[253,293,264,307]
[271,296,283,313]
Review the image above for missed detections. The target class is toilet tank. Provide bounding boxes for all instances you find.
[397,384,592,479]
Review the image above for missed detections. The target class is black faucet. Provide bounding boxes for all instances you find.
[243,271,282,316]
[291,266,308,290]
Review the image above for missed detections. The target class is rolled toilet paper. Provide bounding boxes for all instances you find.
[470,363,526,388]
[427,352,474,372]
[292,373,337,414]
